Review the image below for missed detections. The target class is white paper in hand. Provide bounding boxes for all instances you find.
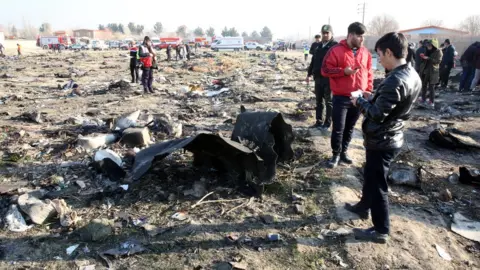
[351,90,363,98]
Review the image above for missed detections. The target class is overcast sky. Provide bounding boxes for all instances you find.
[0,0,476,39]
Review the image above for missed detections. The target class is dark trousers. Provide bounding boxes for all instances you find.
[130,63,139,83]
[359,148,400,234]
[439,62,453,87]
[421,81,435,103]
[331,95,361,155]
[141,68,153,91]
[460,65,475,91]
[314,76,332,126]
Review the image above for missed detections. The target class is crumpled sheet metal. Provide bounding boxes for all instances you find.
[132,133,266,188]
[231,111,294,184]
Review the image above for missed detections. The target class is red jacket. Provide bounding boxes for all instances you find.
[321,39,373,96]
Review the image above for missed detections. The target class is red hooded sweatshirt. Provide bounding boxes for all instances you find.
[321,39,373,96]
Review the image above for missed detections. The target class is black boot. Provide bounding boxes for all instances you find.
[344,202,369,219]
[149,88,155,93]
[353,227,389,244]
[340,152,353,164]
[144,88,149,94]
[327,155,340,168]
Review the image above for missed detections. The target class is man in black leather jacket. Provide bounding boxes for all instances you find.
[346,32,422,243]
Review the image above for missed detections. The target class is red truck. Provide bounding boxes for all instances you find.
[154,37,182,50]
[36,35,73,49]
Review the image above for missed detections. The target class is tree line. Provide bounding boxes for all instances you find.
[367,14,480,36]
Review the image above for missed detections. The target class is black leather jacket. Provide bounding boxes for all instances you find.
[356,64,422,150]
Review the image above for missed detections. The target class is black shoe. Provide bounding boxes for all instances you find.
[327,155,340,168]
[310,122,323,129]
[143,89,149,94]
[131,80,135,83]
[353,227,389,244]
[344,203,369,219]
[321,123,331,130]
[149,88,155,93]
[340,152,353,164]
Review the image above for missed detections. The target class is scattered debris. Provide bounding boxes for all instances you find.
[435,244,452,261]
[451,212,480,242]
[5,204,33,232]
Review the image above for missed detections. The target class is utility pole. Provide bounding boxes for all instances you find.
[328,17,331,25]
[357,1,366,24]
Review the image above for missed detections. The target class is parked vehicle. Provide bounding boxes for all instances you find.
[36,35,72,49]
[92,40,108,51]
[119,42,129,50]
[151,37,161,49]
[70,42,89,51]
[211,37,244,51]
[108,41,120,49]
[155,37,182,50]
[244,42,265,51]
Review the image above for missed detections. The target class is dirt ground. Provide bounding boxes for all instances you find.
[0,41,480,270]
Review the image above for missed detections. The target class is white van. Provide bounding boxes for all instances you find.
[211,37,244,51]
[92,40,108,51]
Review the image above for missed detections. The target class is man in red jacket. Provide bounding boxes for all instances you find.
[322,22,373,168]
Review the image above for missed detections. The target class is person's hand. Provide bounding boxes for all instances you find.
[344,66,359,76]
[306,76,310,84]
[350,96,358,106]
[363,91,372,99]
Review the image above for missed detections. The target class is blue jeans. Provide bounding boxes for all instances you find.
[459,65,475,91]
[331,95,361,155]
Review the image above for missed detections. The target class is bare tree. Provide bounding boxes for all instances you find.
[421,19,444,27]
[39,22,52,34]
[176,25,187,37]
[459,15,480,36]
[368,14,399,36]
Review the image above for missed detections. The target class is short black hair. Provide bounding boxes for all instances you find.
[374,32,408,59]
[419,40,423,45]
[314,34,321,39]
[348,22,367,35]
[445,39,450,44]
[144,36,151,42]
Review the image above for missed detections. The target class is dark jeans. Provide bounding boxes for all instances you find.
[331,95,361,155]
[459,65,475,91]
[130,63,139,83]
[359,148,400,234]
[440,62,453,87]
[314,76,332,126]
[141,68,153,91]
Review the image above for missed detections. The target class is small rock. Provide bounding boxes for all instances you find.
[121,127,151,147]
[440,188,453,202]
[260,215,275,224]
[171,212,188,221]
[447,173,460,184]
[292,193,304,201]
[168,193,176,202]
[17,192,56,225]
[294,204,305,214]
[75,180,86,189]
[229,262,247,270]
[78,218,114,242]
